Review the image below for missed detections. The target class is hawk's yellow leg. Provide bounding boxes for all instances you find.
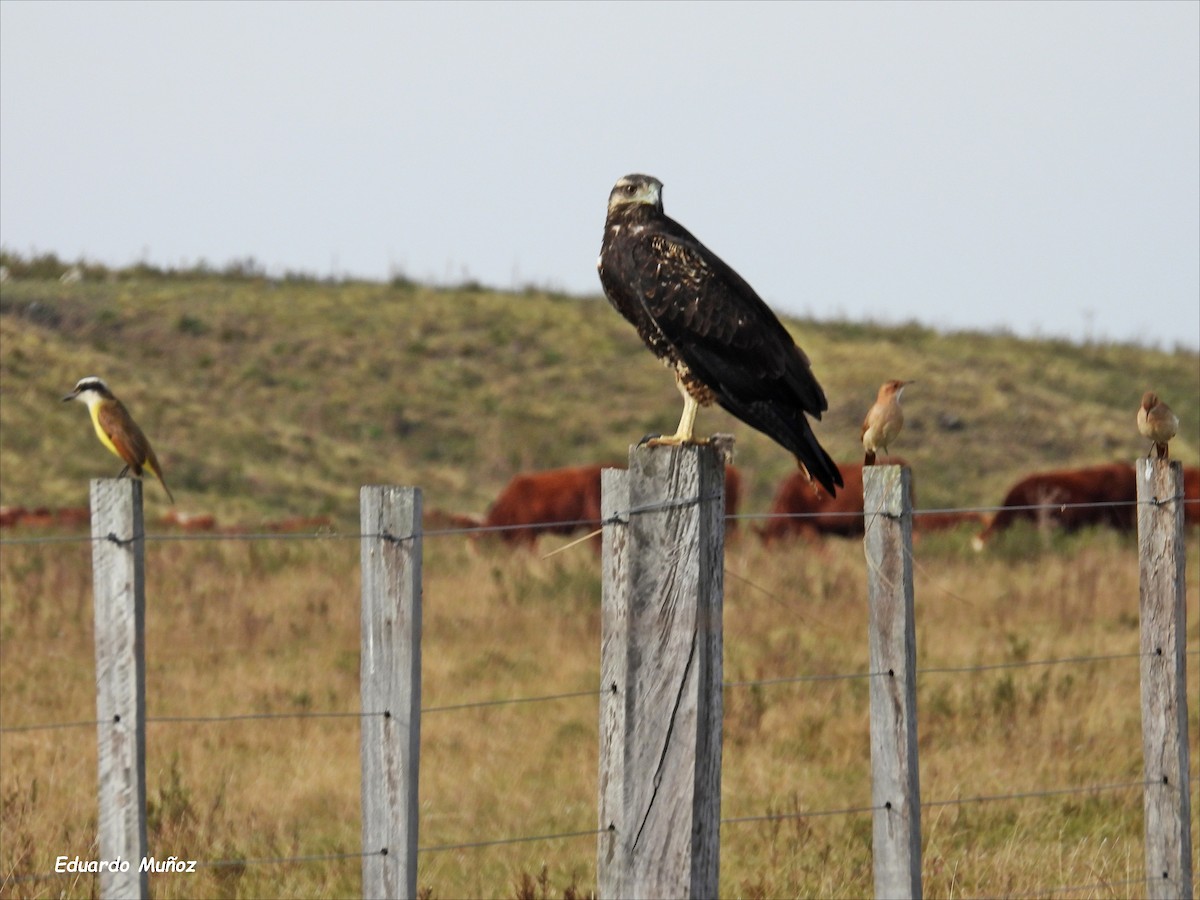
[646,374,709,447]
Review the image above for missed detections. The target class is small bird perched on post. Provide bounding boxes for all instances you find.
[861,380,913,466]
[1136,391,1177,459]
[63,376,175,502]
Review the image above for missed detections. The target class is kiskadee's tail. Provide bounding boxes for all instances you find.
[146,463,175,504]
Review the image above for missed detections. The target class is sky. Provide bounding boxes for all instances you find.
[2,1,1198,350]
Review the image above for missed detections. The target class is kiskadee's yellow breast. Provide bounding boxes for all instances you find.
[88,401,122,460]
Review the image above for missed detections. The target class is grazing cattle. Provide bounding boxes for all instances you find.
[759,460,911,542]
[723,465,743,533]
[161,510,218,532]
[1185,467,1199,528]
[972,463,1136,550]
[0,506,88,529]
[16,507,56,528]
[482,462,743,549]
[483,464,606,548]
[54,507,90,529]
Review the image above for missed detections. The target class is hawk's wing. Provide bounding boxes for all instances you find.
[624,223,828,418]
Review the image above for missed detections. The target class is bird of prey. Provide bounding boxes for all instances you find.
[597,173,843,496]
[861,380,913,466]
[1137,391,1177,459]
[63,376,175,502]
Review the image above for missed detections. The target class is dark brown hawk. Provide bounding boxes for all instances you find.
[597,173,843,496]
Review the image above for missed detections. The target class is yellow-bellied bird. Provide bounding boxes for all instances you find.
[597,173,843,496]
[63,377,175,502]
[1137,391,1177,459]
[861,380,913,466]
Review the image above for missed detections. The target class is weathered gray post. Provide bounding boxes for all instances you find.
[862,465,922,899]
[360,486,423,900]
[90,478,149,899]
[1135,459,1192,900]
[598,443,724,900]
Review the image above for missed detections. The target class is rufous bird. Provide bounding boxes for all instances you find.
[861,380,913,466]
[1137,391,1177,459]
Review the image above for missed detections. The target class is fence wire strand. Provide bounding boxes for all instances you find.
[7,649,1191,735]
[5,776,1172,885]
[418,826,607,853]
[2,495,1195,547]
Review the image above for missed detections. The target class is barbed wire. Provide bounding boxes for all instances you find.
[193,849,375,870]
[0,717,103,734]
[723,776,1155,830]
[922,778,1151,809]
[6,777,1176,886]
[9,647,1185,735]
[722,802,880,825]
[423,688,601,714]
[2,495,1195,547]
[418,826,607,853]
[147,710,379,725]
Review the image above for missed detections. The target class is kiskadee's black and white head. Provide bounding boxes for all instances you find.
[62,376,115,408]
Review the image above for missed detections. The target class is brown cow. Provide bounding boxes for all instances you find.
[482,462,742,549]
[161,510,218,532]
[972,463,1136,550]
[54,507,90,529]
[1186,467,1199,528]
[759,460,911,542]
[17,507,55,528]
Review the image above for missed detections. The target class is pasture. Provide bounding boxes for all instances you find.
[1,270,1198,896]
[2,515,1196,898]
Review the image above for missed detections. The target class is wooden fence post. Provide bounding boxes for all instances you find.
[360,486,423,900]
[863,465,922,899]
[598,443,724,900]
[1135,459,1193,900]
[90,478,149,899]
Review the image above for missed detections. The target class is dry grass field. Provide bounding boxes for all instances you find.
[1,520,1196,898]
[1,271,1198,897]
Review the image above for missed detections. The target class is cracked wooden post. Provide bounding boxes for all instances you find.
[863,465,922,899]
[598,443,725,900]
[91,478,149,899]
[1135,459,1192,900]
[360,486,422,900]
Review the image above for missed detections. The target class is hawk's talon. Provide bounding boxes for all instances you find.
[643,434,711,448]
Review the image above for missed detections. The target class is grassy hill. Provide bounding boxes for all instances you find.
[2,272,1198,897]
[1,275,1196,526]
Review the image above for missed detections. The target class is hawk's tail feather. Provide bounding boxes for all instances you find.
[720,397,843,497]
[794,432,843,498]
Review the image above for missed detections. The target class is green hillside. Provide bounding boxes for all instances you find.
[1,275,1196,526]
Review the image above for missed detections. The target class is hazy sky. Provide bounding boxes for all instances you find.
[2,1,1197,349]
